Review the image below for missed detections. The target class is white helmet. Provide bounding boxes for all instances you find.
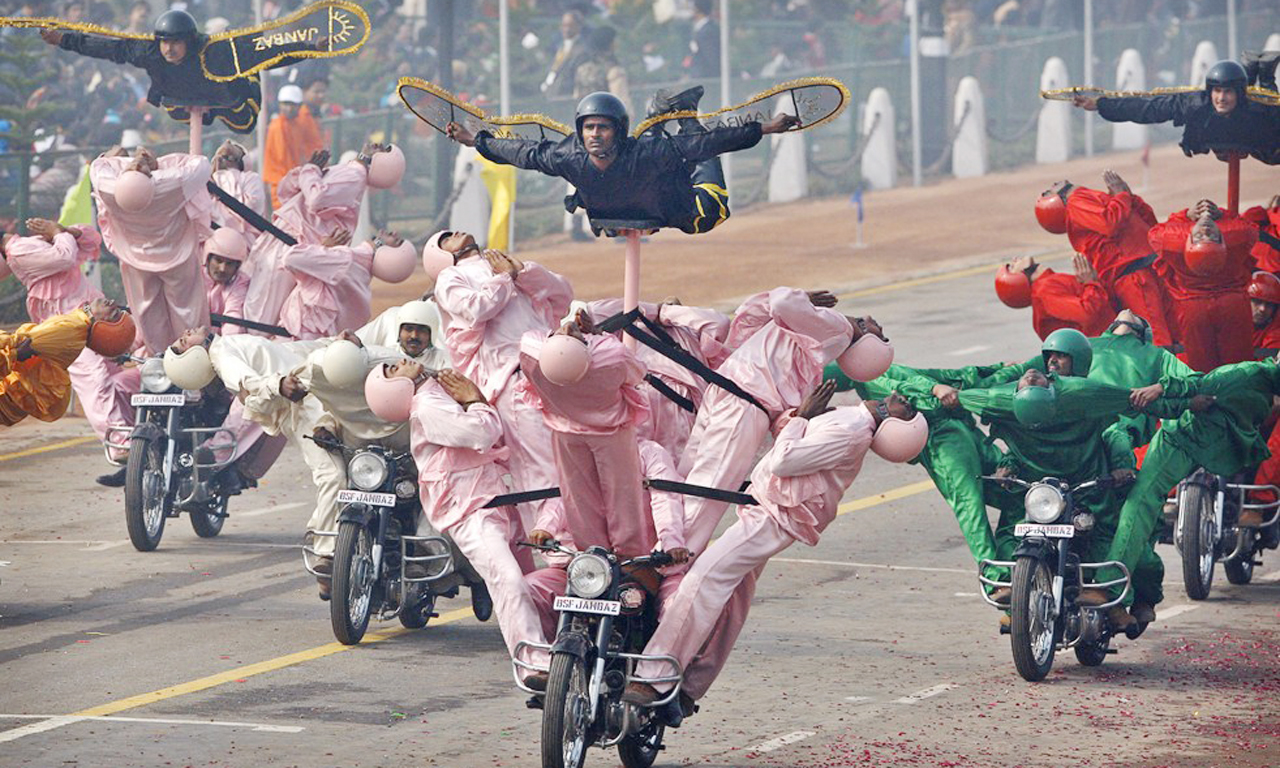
[398,300,439,330]
[277,84,304,104]
[163,345,216,390]
[870,412,928,463]
[836,334,895,382]
[321,339,367,388]
[422,230,455,281]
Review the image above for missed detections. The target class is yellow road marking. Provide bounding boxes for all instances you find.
[844,249,1073,299]
[0,436,97,463]
[837,479,936,516]
[72,607,475,717]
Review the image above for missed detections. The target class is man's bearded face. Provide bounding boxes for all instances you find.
[1252,299,1277,330]
[440,231,478,260]
[581,116,618,158]
[159,38,188,64]
[87,297,123,323]
[206,253,241,285]
[174,326,212,352]
[387,359,424,381]
[1045,351,1073,376]
[398,323,432,357]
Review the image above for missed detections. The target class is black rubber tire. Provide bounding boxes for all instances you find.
[330,521,375,645]
[189,495,227,538]
[124,436,168,552]
[618,718,665,768]
[1074,636,1110,666]
[1180,483,1216,600]
[542,651,592,768]
[1010,555,1056,682]
[398,593,434,629]
[1225,530,1255,584]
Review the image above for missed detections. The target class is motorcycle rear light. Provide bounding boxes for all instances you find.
[619,585,646,612]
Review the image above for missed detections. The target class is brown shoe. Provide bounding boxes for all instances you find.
[313,557,333,576]
[1106,605,1135,631]
[989,587,1012,605]
[1076,588,1110,606]
[621,682,661,706]
[523,672,549,692]
[998,614,1011,630]
[317,576,332,601]
[1238,510,1265,527]
[1130,602,1156,624]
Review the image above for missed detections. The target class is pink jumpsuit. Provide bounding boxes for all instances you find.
[278,242,374,340]
[679,287,853,555]
[204,269,251,334]
[434,256,574,538]
[635,406,875,697]
[409,378,548,667]
[242,161,367,334]
[91,153,213,355]
[3,228,136,451]
[210,168,267,252]
[520,332,653,558]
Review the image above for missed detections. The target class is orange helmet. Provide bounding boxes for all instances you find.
[1248,271,1280,304]
[994,264,1033,308]
[87,311,136,357]
[1184,238,1228,276]
[1034,192,1068,234]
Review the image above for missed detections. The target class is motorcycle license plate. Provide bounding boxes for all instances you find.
[337,489,396,507]
[553,596,621,616]
[1015,523,1075,538]
[131,393,186,407]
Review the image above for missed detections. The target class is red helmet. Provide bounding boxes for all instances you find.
[1034,192,1068,234]
[87,311,136,357]
[1184,238,1228,276]
[1248,271,1280,304]
[994,264,1032,308]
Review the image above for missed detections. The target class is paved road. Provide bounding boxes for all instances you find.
[2,260,1278,768]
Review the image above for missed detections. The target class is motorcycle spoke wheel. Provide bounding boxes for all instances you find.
[1010,555,1056,682]
[1179,484,1216,600]
[618,717,665,768]
[125,437,169,552]
[190,495,227,538]
[330,522,375,645]
[542,651,592,768]
[1225,530,1256,585]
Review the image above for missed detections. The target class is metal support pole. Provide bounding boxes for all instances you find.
[908,0,921,187]
[1227,0,1238,61]
[1227,154,1240,215]
[1083,0,1094,157]
[499,0,515,251]
[622,230,641,351]
[718,0,732,193]
[434,0,456,216]
[253,0,267,180]
[189,107,205,156]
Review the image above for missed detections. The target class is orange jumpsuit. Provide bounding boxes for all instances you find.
[1150,209,1259,372]
[1029,269,1113,341]
[0,308,92,426]
[1065,187,1176,346]
[262,106,327,209]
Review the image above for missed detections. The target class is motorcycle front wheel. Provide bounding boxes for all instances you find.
[542,650,593,768]
[124,436,169,552]
[189,495,227,538]
[618,716,665,768]
[331,520,376,645]
[1010,555,1057,682]
[1179,483,1216,600]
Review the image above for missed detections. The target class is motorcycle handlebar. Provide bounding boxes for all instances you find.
[518,540,679,568]
[980,474,1116,493]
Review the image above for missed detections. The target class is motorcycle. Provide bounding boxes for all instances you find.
[104,357,241,552]
[302,434,456,645]
[1164,469,1280,600]
[512,543,683,768]
[978,475,1134,682]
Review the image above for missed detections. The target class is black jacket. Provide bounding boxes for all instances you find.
[1097,90,1280,165]
[474,124,762,233]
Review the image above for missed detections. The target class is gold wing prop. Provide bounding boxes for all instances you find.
[0,16,151,38]
[1042,84,1280,106]
[199,0,369,82]
[631,76,851,137]
[397,77,572,142]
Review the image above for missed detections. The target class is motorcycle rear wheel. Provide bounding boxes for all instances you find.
[1073,635,1110,666]
[331,521,376,645]
[542,650,592,768]
[1224,529,1255,585]
[125,436,169,552]
[618,717,665,768]
[189,495,227,538]
[1010,555,1057,682]
[398,592,435,629]
[1179,483,1216,600]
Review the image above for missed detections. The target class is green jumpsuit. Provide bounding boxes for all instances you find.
[1099,360,1280,604]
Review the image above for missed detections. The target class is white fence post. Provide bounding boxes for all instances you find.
[1036,57,1072,164]
[951,76,987,178]
[1112,49,1148,151]
[767,93,808,203]
[861,88,897,190]
[1190,41,1219,86]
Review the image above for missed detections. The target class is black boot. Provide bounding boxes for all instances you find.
[646,85,705,119]
[96,467,127,488]
[470,582,493,622]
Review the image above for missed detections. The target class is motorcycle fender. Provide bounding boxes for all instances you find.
[337,502,378,528]
[129,421,167,444]
[1013,537,1056,561]
[550,630,594,660]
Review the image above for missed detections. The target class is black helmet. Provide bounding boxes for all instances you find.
[154,9,198,40]
[1205,59,1248,94]
[575,92,629,138]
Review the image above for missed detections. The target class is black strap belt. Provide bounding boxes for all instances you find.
[644,373,695,413]
[1259,228,1280,253]
[1116,252,1158,280]
[210,312,293,338]
[483,487,562,508]
[206,180,298,246]
[482,480,756,509]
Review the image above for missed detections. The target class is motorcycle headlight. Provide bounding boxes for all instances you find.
[566,553,612,599]
[348,451,389,491]
[1025,484,1066,524]
[140,357,173,393]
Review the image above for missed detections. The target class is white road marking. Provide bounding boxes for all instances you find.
[751,730,815,753]
[954,592,980,597]
[0,714,303,740]
[82,540,131,552]
[893,683,958,704]
[843,696,873,704]
[948,344,989,356]
[1158,604,1199,621]
[1257,570,1280,583]
[772,557,970,574]
[235,501,309,519]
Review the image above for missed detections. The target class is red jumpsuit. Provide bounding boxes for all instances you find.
[1029,269,1113,340]
[1150,209,1258,372]
[1066,187,1176,346]
[1245,204,1280,273]
[1254,312,1280,358]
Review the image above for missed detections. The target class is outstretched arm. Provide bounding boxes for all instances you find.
[470,129,572,177]
[49,30,148,66]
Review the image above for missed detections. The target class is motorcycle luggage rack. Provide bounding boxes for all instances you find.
[302,530,337,577]
[977,559,1014,608]
[400,534,454,583]
[978,559,1131,609]
[511,640,554,692]
[1225,482,1280,530]
[103,426,134,466]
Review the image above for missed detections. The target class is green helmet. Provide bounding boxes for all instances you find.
[1013,384,1057,427]
[1041,328,1092,376]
